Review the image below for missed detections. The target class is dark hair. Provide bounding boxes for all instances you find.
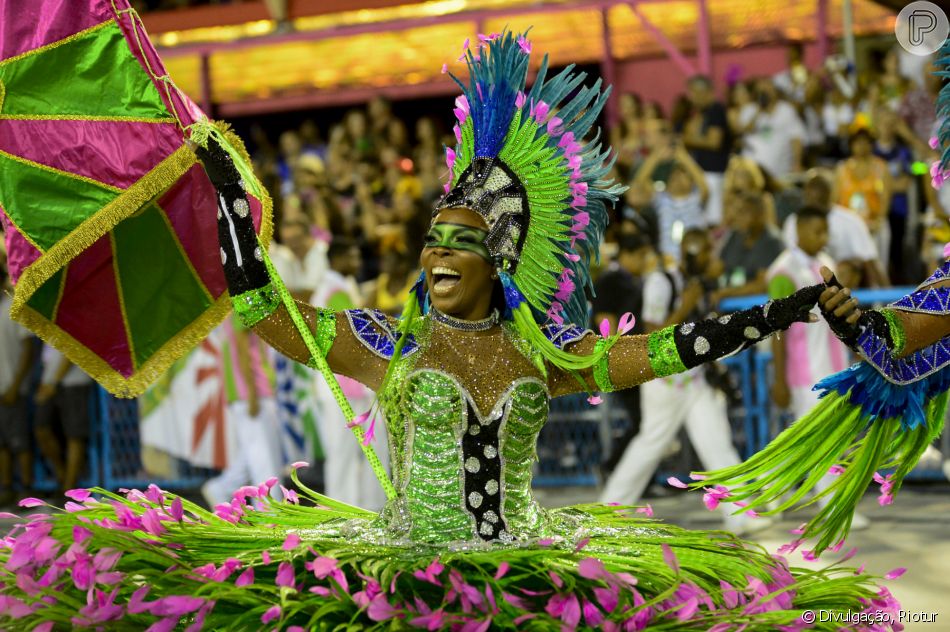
[796,205,829,224]
[328,237,358,260]
[803,173,832,197]
[618,232,653,254]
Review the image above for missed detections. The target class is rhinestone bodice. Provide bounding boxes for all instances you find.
[377,320,552,544]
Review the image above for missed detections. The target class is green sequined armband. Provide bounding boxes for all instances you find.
[647,325,687,378]
[593,338,615,392]
[310,308,337,364]
[880,308,906,357]
[231,284,280,328]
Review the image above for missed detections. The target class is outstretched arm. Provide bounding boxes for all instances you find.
[195,136,389,389]
[550,285,821,396]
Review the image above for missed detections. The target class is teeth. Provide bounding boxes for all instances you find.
[432,266,461,277]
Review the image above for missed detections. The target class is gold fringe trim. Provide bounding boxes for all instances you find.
[0,20,114,68]
[0,146,123,193]
[0,114,175,123]
[13,294,232,399]
[10,152,274,398]
[10,143,195,316]
[0,78,5,113]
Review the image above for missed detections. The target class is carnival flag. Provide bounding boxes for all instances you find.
[0,0,271,397]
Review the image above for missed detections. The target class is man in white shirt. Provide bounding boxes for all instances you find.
[269,212,329,302]
[739,80,805,179]
[599,229,765,535]
[781,172,886,287]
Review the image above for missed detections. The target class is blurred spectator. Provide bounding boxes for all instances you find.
[593,233,653,478]
[34,347,94,495]
[738,78,805,178]
[834,128,892,263]
[684,75,731,226]
[873,108,914,282]
[365,241,417,316]
[618,179,660,246]
[899,58,941,151]
[767,207,870,528]
[782,171,884,287]
[270,213,330,302]
[722,155,775,229]
[714,191,785,302]
[202,316,283,507]
[821,83,856,162]
[726,80,754,143]
[773,42,809,106]
[0,253,34,506]
[634,143,708,263]
[310,238,387,509]
[599,228,759,535]
[611,93,644,176]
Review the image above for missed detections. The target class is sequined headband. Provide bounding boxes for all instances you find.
[434,156,529,269]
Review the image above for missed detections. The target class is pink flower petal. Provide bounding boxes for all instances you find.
[261,550,271,564]
[18,498,44,508]
[884,568,906,580]
[65,489,92,502]
[261,605,281,624]
[599,318,611,338]
[291,461,309,469]
[666,477,687,489]
[587,395,603,405]
[635,504,654,517]
[494,562,509,580]
[235,567,255,587]
[517,35,531,54]
[441,63,448,74]
[282,533,301,551]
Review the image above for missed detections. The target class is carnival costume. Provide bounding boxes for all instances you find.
[1,31,899,631]
[694,39,950,557]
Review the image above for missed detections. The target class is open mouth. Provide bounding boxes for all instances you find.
[431,265,462,295]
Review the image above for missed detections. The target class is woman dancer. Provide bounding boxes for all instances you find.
[1,33,895,630]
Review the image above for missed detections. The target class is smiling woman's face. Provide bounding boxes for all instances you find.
[422,207,496,321]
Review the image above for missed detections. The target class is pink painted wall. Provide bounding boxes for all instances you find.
[613,42,824,115]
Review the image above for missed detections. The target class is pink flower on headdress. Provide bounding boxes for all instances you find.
[446,147,456,172]
[530,100,550,123]
[457,38,470,61]
[547,116,563,137]
[515,91,526,109]
[478,32,500,43]
[441,63,448,74]
[453,124,462,144]
[454,95,469,124]
[517,35,532,54]
[570,181,588,197]
[930,136,940,150]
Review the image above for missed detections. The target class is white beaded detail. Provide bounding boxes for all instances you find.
[718,314,731,324]
[469,424,481,436]
[485,479,499,495]
[220,248,227,265]
[693,336,710,355]
[744,326,761,340]
[483,510,499,524]
[680,323,695,335]
[484,445,497,459]
[479,522,494,535]
[468,492,483,508]
[233,198,250,218]
[464,457,481,473]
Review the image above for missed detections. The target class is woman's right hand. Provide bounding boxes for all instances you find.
[819,266,862,346]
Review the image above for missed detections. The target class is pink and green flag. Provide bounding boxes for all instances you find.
[0,0,272,397]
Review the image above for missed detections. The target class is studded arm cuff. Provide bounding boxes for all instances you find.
[231,284,280,328]
[305,308,337,368]
[649,284,823,376]
[195,137,270,297]
[593,338,616,392]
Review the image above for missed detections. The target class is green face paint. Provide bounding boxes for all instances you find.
[423,223,492,261]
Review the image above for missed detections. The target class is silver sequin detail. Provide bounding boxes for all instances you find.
[468,492,483,508]
[479,522,494,535]
[233,198,250,218]
[484,445,497,459]
[485,479,499,495]
[744,326,761,339]
[254,247,263,261]
[483,510,499,524]
[680,323,694,335]
[693,336,710,355]
[464,457,481,473]
[718,314,731,324]
[468,424,481,436]
[220,248,227,265]
[217,207,222,220]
